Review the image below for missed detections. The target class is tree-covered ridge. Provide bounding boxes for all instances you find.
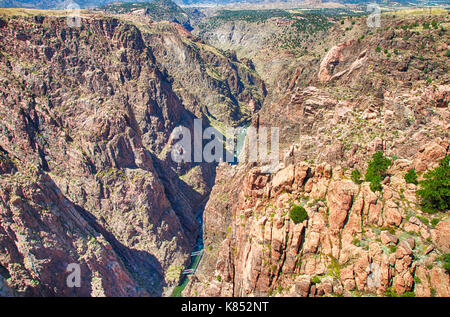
[99,0,183,14]
[98,0,193,28]
[202,7,365,26]
[209,9,290,23]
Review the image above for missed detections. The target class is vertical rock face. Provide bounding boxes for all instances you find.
[0,15,193,296]
[186,144,449,297]
[186,14,450,298]
[0,14,266,296]
[145,23,266,127]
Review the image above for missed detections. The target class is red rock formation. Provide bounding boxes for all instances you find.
[186,144,449,297]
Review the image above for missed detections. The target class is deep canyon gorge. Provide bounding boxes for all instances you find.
[0,0,449,298]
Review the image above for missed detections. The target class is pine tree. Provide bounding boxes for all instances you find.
[365,151,392,192]
[417,155,450,213]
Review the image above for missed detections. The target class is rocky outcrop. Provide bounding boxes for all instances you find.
[184,14,450,297]
[186,152,449,297]
[318,40,356,82]
[0,13,261,296]
[145,21,266,127]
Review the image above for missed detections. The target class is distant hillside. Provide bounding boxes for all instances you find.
[1,0,449,10]
[0,0,108,9]
[98,0,194,30]
[0,0,167,10]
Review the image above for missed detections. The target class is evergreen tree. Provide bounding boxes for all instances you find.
[365,151,392,192]
[417,155,450,213]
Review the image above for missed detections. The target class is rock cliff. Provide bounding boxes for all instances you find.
[184,13,449,298]
[185,148,449,297]
[0,12,265,296]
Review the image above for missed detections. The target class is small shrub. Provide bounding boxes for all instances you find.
[311,276,321,284]
[365,151,392,193]
[384,287,398,297]
[351,169,363,184]
[417,155,450,213]
[289,204,308,224]
[431,20,438,29]
[442,253,450,273]
[416,215,429,226]
[431,218,440,228]
[352,238,361,246]
[405,169,418,185]
[389,245,397,253]
[430,287,436,297]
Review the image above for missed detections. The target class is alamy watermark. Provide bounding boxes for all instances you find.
[66,1,81,28]
[366,262,381,289]
[66,263,81,288]
[170,119,280,173]
[367,3,381,28]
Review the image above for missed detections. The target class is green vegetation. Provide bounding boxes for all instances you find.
[431,218,440,228]
[311,275,321,284]
[352,238,361,247]
[327,257,341,280]
[277,13,334,53]
[207,9,289,24]
[289,204,308,224]
[431,20,439,29]
[171,276,189,297]
[365,151,392,192]
[404,169,418,185]
[201,8,363,55]
[401,21,419,30]
[416,215,429,226]
[99,0,190,26]
[351,169,363,184]
[442,253,450,273]
[417,155,450,213]
[384,287,398,297]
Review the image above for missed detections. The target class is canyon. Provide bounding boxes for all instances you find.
[0,1,449,297]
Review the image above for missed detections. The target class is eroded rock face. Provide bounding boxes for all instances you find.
[0,14,264,296]
[186,154,449,297]
[0,16,196,296]
[432,220,450,254]
[185,13,450,299]
[257,14,449,175]
[318,40,358,83]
